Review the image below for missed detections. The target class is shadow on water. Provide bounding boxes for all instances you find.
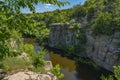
[47,51,112,80]
[75,63,111,80]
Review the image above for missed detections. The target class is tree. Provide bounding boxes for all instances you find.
[0,0,69,59]
[92,12,113,35]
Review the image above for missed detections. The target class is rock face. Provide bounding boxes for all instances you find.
[49,23,120,72]
[2,71,56,80]
[49,23,79,47]
[86,31,120,71]
[44,61,53,71]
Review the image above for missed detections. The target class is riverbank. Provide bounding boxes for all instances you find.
[23,38,112,80]
[43,45,113,79]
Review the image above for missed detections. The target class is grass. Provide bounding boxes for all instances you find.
[2,57,31,71]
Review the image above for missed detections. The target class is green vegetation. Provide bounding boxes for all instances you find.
[76,58,98,68]
[101,66,120,80]
[51,64,64,80]
[61,45,85,54]
[92,12,113,35]
[1,57,31,71]
[19,44,46,67]
[31,49,46,68]
[0,0,120,79]
[85,0,120,35]
[0,43,47,72]
[0,0,69,76]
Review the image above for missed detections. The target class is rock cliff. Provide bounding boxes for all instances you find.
[86,31,120,71]
[49,23,120,72]
[49,23,80,47]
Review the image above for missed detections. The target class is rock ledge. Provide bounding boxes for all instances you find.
[2,71,56,80]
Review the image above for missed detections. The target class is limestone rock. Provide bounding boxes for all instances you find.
[44,61,53,71]
[86,31,120,72]
[2,71,56,80]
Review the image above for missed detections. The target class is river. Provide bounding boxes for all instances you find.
[24,38,111,80]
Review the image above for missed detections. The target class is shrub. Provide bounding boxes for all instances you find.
[19,44,46,68]
[101,75,114,80]
[51,64,64,80]
[92,12,113,35]
[101,66,120,80]
[19,44,35,55]
[31,49,47,68]
[114,66,120,80]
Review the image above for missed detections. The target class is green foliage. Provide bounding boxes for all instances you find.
[0,42,9,60]
[101,66,120,80]
[69,20,86,44]
[19,44,46,68]
[31,67,45,73]
[92,12,113,35]
[51,64,64,80]
[65,45,75,53]
[87,6,96,21]
[30,8,73,25]
[1,57,31,71]
[35,27,50,44]
[100,75,114,80]
[69,19,81,29]
[77,58,98,68]
[19,44,34,54]
[0,43,47,71]
[113,17,120,31]
[31,49,46,68]
[113,66,120,80]
[0,0,69,61]
[72,5,86,18]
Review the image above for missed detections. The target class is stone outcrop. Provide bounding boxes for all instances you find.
[49,23,80,47]
[2,71,56,80]
[86,31,120,71]
[44,61,53,71]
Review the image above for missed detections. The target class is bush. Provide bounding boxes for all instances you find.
[101,66,120,80]
[19,44,46,68]
[114,66,120,80]
[19,44,35,55]
[92,12,113,35]
[51,64,64,80]
[101,75,114,80]
[31,50,46,68]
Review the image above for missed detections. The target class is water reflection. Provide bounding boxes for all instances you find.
[48,51,105,80]
[49,52,78,80]
[49,52,76,72]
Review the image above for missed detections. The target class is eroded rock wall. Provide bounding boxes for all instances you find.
[86,31,120,71]
[49,23,79,47]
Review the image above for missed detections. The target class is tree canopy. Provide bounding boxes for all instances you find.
[0,0,69,59]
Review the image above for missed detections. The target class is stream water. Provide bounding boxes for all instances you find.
[24,38,111,80]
